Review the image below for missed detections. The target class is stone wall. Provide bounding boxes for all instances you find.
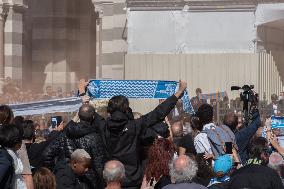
[24,0,97,93]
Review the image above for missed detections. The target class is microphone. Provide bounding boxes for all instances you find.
[231,86,241,91]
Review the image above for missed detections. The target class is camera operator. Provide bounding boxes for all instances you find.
[223,105,261,164]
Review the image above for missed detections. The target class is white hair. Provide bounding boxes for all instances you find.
[269,152,284,172]
[103,160,125,183]
[71,149,91,161]
[169,156,198,183]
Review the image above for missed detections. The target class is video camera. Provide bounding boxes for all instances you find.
[231,85,258,104]
[231,85,258,127]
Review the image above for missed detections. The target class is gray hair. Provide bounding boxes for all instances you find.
[71,149,91,162]
[268,152,284,172]
[103,160,125,183]
[169,156,198,183]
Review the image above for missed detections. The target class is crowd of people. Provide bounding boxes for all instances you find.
[191,87,284,123]
[0,77,76,104]
[1,79,284,189]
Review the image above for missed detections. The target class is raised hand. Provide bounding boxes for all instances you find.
[78,79,89,94]
[174,80,187,98]
[178,80,187,92]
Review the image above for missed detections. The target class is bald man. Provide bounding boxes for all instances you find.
[163,155,207,189]
[268,152,284,178]
[103,160,125,189]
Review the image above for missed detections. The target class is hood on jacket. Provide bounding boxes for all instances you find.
[65,120,97,139]
[107,111,129,135]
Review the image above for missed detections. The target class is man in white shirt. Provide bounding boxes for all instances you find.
[194,104,216,155]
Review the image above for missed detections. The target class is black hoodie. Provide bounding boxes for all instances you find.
[107,95,178,188]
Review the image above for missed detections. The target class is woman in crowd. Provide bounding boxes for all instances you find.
[0,124,26,188]
[141,138,176,189]
[0,105,34,189]
[33,167,56,189]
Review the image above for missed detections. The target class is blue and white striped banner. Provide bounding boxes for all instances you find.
[271,116,284,129]
[9,97,82,116]
[87,80,194,114]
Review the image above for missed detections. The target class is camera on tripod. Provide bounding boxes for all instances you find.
[231,85,258,127]
[231,85,258,104]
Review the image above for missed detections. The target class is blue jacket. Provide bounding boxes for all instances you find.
[234,111,261,164]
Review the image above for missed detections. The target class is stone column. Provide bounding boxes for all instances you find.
[3,2,27,86]
[0,5,8,93]
[0,6,7,80]
[91,0,103,79]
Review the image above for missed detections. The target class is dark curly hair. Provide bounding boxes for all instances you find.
[196,104,213,125]
[145,138,176,182]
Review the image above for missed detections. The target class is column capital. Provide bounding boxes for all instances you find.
[0,4,9,21]
[91,0,104,18]
[0,1,28,14]
[91,0,113,18]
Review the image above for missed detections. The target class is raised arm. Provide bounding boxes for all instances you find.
[137,80,187,129]
[78,79,89,97]
[235,110,261,150]
[75,79,106,129]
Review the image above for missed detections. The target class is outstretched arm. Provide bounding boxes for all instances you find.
[137,80,187,130]
[78,79,89,97]
[235,110,261,151]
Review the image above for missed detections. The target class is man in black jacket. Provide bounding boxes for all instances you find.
[43,104,108,189]
[54,149,93,189]
[228,137,284,189]
[70,80,187,189]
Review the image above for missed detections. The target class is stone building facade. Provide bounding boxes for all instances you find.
[0,0,281,93]
[0,0,127,93]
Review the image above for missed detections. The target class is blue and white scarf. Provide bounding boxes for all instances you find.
[262,116,284,138]
[87,80,194,114]
[271,116,284,129]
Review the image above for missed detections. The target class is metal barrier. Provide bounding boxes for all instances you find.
[213,100,283,124]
